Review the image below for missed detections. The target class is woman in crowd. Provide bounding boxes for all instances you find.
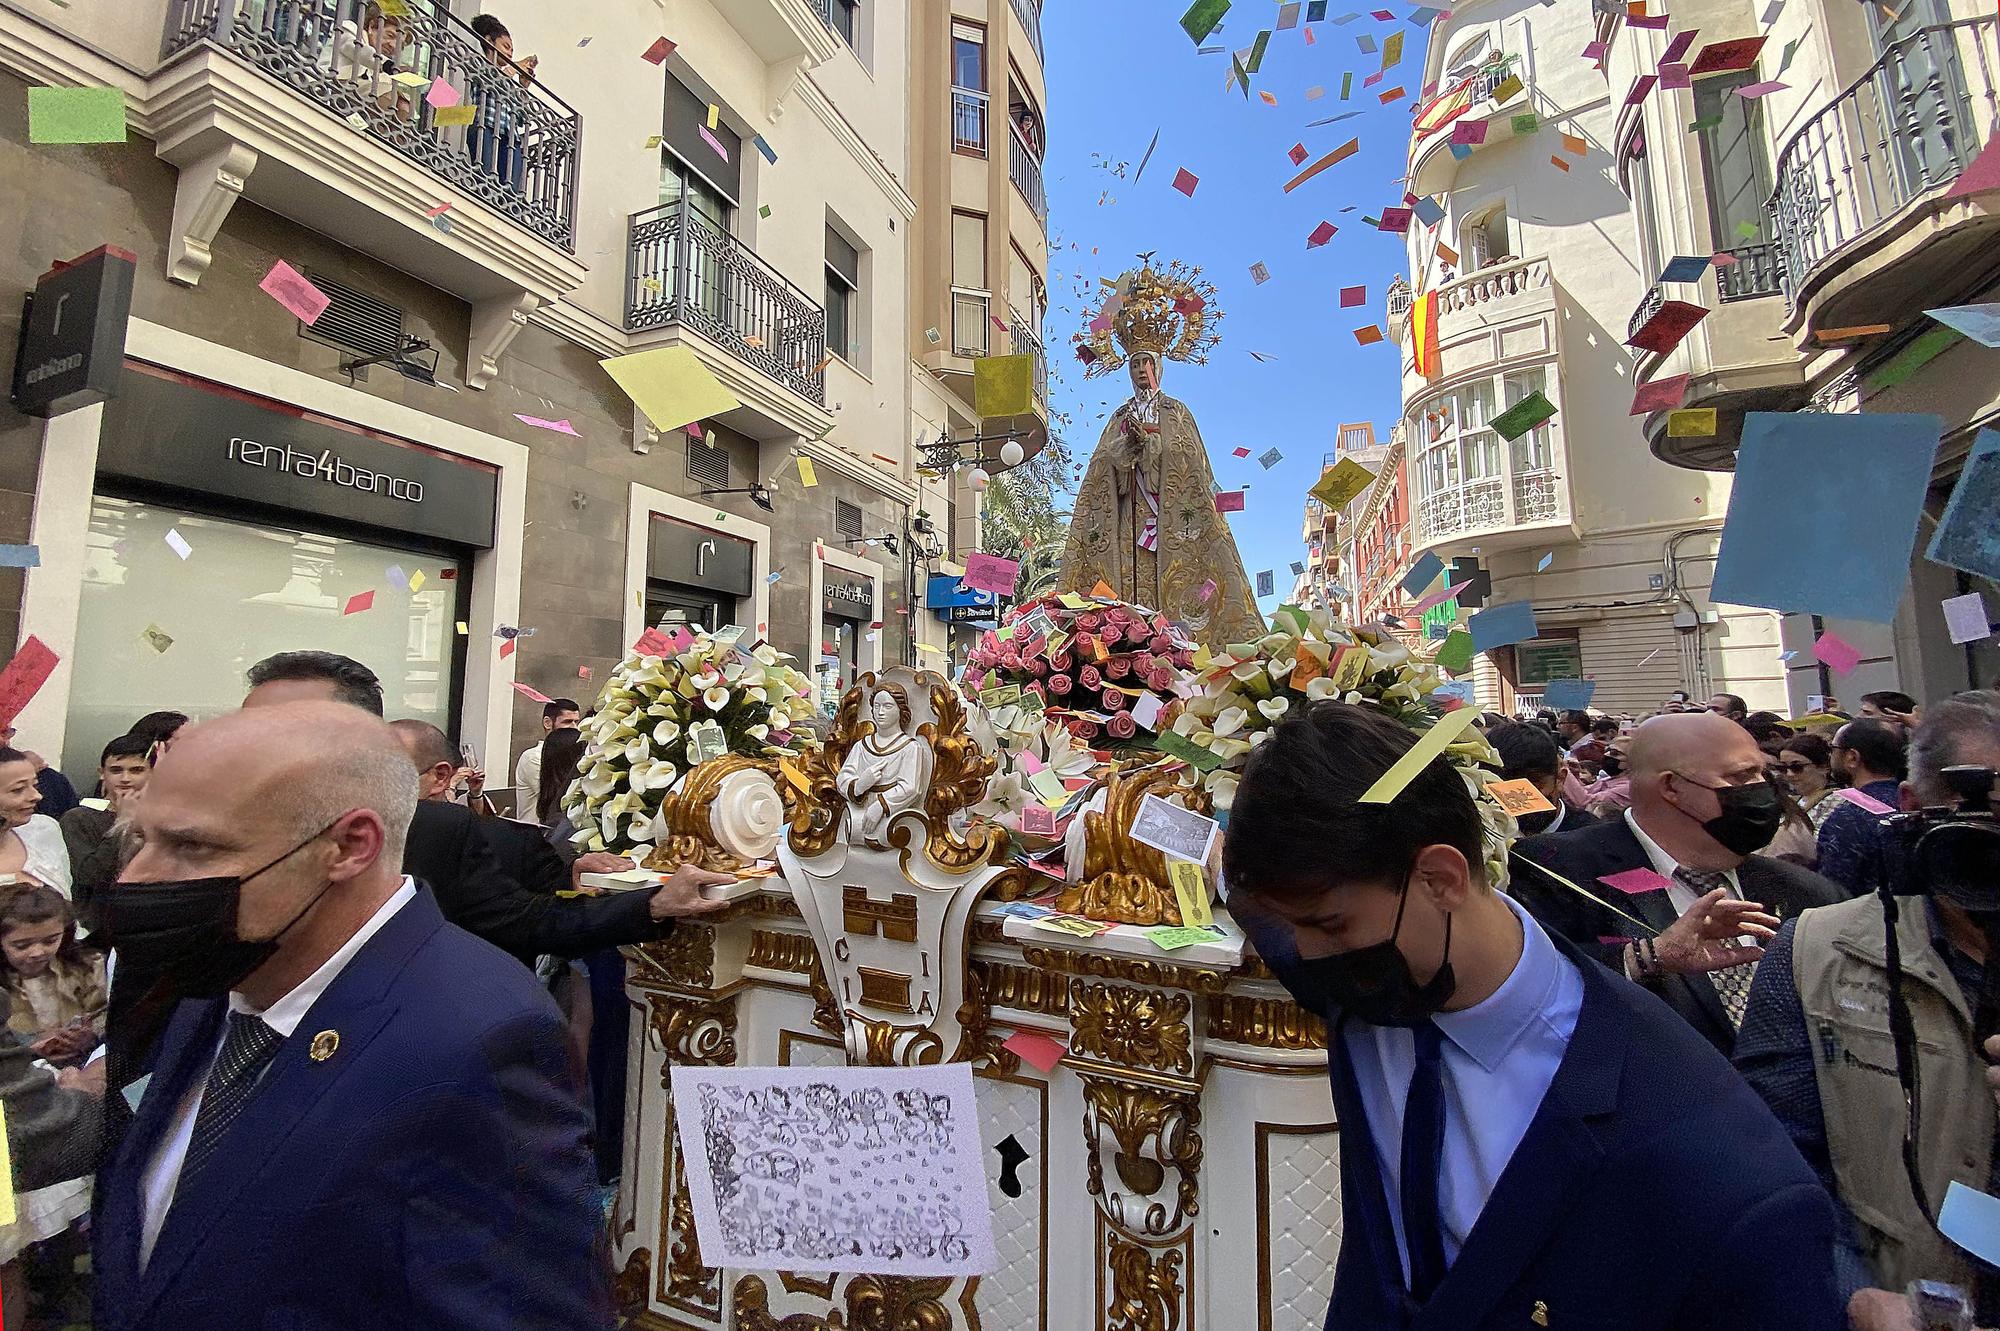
[1774,732,1842,832]
[0,749,70,903]
[536,726,588,830]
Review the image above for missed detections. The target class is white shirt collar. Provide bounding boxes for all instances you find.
[1623,808,1739,892]
[227,877,415,1038]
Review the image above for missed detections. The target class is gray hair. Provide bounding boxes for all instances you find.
[1908,691,2000,803]
[270,730,419,869]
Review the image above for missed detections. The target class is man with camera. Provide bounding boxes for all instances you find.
[1736,692,2000,1331]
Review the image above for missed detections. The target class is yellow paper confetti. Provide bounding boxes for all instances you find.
[797,455,818,487]
[408,570,426,592]
[432,103,477,127]
[455,621,469,635]
[600,345,739,434]
[1667,408,1718,437]
[0,1102,16,1224]
[1359,707,1482,805]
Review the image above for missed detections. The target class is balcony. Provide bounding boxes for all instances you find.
[1408,60,1533,196]
[1010,316,1050,413]
[626,197,829,423]
[1716,242,1785,303]
[152,0,588,386]
[165,0,579,249]
[1011,0,1046,64]
[1010,126,1049,224]
[1398,256,1556,393]
[1767,16,2000,342]
[953,88,989,155]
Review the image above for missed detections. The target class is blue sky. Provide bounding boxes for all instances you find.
[1038,0,1434,601]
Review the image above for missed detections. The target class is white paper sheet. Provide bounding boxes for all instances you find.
[1128,792,1220,865]
[670,1062,997,1277]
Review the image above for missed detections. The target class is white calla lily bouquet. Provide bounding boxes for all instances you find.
[563,630,818,856]
[1176,604,1517,887]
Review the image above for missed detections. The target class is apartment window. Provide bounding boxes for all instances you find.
[828,0,858,46]
[951,211,990,357]
[1694,71,1775,253]
[825,224,860,364]
[661,74,741,212]
[1620,126,1664,285]
[952,22,988,155]
[660,154,732,229]
[1461,204,1513,270]
[1504,368,1551,471]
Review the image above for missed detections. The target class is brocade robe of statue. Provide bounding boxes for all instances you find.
[1059,389,1264,650]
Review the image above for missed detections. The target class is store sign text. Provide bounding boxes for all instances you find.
[229,436,425,503]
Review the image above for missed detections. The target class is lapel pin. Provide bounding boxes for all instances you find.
[1532,1300,1550,1326]
[309,1029,341,1062]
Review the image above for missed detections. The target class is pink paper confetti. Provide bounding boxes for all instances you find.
[1626,74,1658,105]
[633,628,675,657]
[1813,629,1863,674]
[1837,787,1897,816]
[1019,805,1056,836]
[1659,62,1692,89]
[1288,142,1309,165]
[1736,80,1787,98]
[1451,120,1488,145]
[499,638,516,659]
[1001,1031,1069,1074]
[1629,373,1691,415]
[1307,220,1338,247]
[259,260,331,325]
[0,636,59,730]
[1600,867,1674,896]
[343,590,375,615]
[1172,167,1199,196]
[424,78,460,109]
[1582,40,1609,60]
[424,200,453,218]
[698,124,730,160]
[1662,29,1700,63]
[1232,446,1252,457]
[514,414,581,435]
[1340,285,1367,307]
[1412,579,1472,614]
[962,551,1021,596]
[1214,490,1246,513]
[511,681,554,704]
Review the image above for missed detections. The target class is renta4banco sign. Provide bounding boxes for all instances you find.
[228,436,425,503]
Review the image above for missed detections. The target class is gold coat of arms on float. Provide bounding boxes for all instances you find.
[778,665,1002,1068]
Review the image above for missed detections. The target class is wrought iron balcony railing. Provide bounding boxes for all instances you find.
[1009,126,1048,224]
[627,196,828,407]
[1767,16,1997,304]
[953,88,988,155]
[166,0,581,250]
[1627,281,1668,345]
[1010,0,1045,63]
[1716,240,1785,301]
[1011,316,1049,410]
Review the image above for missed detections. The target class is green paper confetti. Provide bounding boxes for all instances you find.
[28,86,128,144]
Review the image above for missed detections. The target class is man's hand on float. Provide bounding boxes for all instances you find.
[647,865,735,921]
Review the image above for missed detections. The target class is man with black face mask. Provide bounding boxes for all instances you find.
[91,702,611,1330]
[1224,701,1841,1330]
[1513,711,1843,1055]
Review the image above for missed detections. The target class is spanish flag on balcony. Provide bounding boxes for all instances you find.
[1411,288,1441,379]
[1412,77,1475,138]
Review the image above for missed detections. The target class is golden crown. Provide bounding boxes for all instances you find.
[1072,258,1223,378]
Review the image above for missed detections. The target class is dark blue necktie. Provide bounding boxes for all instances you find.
[1400,1020,1449,1302]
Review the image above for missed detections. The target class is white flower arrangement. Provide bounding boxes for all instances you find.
[1177,604,1518,888]
[563,630,818,856]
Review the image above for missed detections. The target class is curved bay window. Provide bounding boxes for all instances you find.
[1411,366,1560,545]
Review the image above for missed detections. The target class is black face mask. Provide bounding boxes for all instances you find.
[99,819,345,1000]
[1675,775,1784,856]
[1516,804,1560,836]
[1288,878,1457,1029]
[1600,755,1625,777]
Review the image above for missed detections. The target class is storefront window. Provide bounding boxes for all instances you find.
[61,495,461,782]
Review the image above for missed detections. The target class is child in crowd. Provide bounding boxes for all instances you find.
[1,884,104,1063]
[0,884,103,1325]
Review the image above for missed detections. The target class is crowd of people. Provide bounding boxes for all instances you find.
[1227,684,2000,1330]
[0,650,727,1329]
[0,648,1992,1329]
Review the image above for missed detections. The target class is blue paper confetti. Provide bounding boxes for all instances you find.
[1658,255,1712,284]
[1925,303,2000,349]
[1714,412,1942,623]
[753,134,778,165]
[0,545,40,568]
[1401,550,1446,595]
[1537,550,1554,572]
[1927,427,2000,581]
[1468,600,1539,652]
[1543,678,1597,710]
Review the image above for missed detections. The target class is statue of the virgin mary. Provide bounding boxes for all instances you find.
[1060,259,1263,650]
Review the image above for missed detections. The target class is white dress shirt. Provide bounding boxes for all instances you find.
[1342,892,1586,1283]
[1623,808,1741,911]
[137,878,415,1268]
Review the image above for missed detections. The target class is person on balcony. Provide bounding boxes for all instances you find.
[326,3,413,122]
[467,14,532,194]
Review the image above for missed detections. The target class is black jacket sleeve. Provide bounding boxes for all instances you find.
[60,807,122,934]
[0,1025,101,1191]
[404,803,665,965]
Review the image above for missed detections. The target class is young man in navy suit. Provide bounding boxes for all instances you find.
[93,701,627,1330]
[1222,701,1843,1330]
